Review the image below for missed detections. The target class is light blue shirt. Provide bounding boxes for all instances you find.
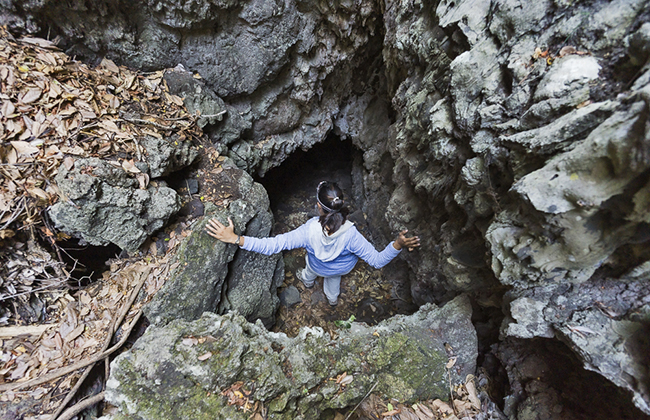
[241,218,401,276]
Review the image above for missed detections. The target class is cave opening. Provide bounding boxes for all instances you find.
[54,237,122,287]
[257,133,359,218]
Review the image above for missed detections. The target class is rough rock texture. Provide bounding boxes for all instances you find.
[140,134,199,178]
[48,157,181,253]
[163,67,227,129]
[0,0,385,175]
[145,159,283,328]
[495,337,648,420]
[106,295,476,420]
[10,0,650,416]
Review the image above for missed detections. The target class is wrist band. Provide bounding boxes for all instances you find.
[234,235,241,246]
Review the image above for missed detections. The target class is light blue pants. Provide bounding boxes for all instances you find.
[302,258,351,304]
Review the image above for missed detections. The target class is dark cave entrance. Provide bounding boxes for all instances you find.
[54,238,122,287]
[257,133,359,218]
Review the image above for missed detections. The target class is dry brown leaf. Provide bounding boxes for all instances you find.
[465,380,481,410]
[20,88,42,104]
[100,57,120,74]
[17,37,57,49]
[27,187,48,201]
[182,337,198,346]
[121,159,141,174]
[142,128,162,138]
[63,156,75,170]
[63,324,86,343]
[11,140,40,155]
[446,357,457,369]
[339,374,353,386]
[430,399,454,416]
[1,100,15,116]
[413,404,434,420]
[109,95,121,109]
[559,45,577,57]
[99,119,120,132]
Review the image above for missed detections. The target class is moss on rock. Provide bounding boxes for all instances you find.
[106,296,476,419]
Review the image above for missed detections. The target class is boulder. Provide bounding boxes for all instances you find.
[48,158,180,253]
[145,159,283,327]
[105,295,477,420]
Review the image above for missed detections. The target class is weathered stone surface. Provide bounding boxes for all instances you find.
[163,66,227,129]
[11,0,650,416]
[0,0,385,176]
[140,134,199,178]
[145,158,282,327]
[495,336,650,420]
[498,263,650,416]
[278,285,301,308]
[48,158,180,253]
[106,295,476,420]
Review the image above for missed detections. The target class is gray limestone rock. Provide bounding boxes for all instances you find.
[106,295,477,420]
[7,0,650,416]
[163,67,227,129]
[279,285,301,308]
[140,135,199,178]
[48,158,180,253]
[498,267,650,415]
[145,159,282,327]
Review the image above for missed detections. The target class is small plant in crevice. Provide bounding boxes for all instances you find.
[334,315,356,329]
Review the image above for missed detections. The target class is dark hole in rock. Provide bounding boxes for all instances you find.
[256,134,416,335]
[160,165,205,221]
[56,238,121,287]
[497,337,650,420]
[258,133,358,215]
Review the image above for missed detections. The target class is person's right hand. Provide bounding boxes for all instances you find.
[393,230,420,251]
[206,217,238,244]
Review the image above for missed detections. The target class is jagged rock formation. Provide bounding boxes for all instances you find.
[48,156,183,253]
[107,296,476,420]
[145,158,284,328]
[5,0,650,417]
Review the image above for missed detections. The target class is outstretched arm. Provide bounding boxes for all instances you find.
[206,217,311,254]
[206,217,244,246]
[392,230,420,251]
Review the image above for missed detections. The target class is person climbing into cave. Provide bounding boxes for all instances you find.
[205,181,420,307]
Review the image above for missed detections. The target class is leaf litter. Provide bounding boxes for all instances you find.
[0,27,208,419]
[0,25,203,320]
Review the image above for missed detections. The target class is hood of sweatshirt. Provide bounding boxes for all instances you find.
[307,218,354,262]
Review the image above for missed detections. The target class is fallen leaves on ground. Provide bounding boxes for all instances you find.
[0,27,203,314]
[0,226,186,417]
[355,375,487,420]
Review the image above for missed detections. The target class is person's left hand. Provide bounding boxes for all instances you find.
[394,230,420,251]
[206,217,238,244]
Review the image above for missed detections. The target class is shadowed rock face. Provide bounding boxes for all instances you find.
[8,0,650,416]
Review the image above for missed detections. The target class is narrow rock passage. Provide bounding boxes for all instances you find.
[258,138,412,337]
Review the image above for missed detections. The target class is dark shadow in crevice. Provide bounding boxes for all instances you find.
[56,238,121,287]
[256,133,359,219]
[497,337,650,420]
